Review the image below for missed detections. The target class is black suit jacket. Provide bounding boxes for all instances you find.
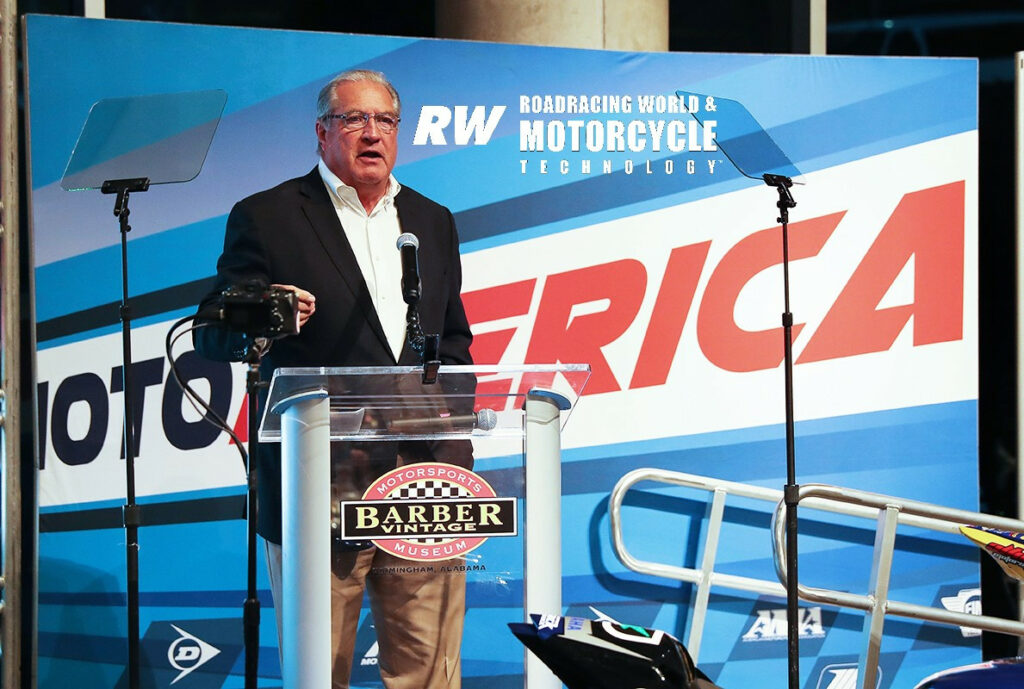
[195,167,473,543]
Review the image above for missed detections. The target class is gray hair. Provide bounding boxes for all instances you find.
[316,69,402,120]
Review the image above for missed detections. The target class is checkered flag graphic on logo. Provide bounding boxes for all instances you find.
[387,479,472,544]
[391,480,468,501]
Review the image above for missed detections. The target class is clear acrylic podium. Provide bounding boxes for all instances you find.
[259,363,590,689]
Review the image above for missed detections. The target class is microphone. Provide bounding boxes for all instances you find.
[387,408,498,432]
[397,232,421,305]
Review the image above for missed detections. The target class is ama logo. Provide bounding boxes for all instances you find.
[742,606,826,641]
[730,603,835,661]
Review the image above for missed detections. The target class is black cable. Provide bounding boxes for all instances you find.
[165,313,265,688]
[164,315,247,464]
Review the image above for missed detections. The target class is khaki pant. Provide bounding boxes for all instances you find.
[266,541,465,689]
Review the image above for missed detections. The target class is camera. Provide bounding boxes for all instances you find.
[218,280,300,339]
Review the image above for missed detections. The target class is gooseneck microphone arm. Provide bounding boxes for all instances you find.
[397,233,441,383]
[398,231,421,305]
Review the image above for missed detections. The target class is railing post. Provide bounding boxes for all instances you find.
[689,488,727,663]
[858,505,899,689]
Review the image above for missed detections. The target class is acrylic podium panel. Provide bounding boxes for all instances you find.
[259,364,589,441]
[259,364,590,689]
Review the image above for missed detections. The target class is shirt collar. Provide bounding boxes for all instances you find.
[317,158,401,215]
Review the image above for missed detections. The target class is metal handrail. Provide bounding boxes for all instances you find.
[610,468,1024,689]
[773,483,1024,689]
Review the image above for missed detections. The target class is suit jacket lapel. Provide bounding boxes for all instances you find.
[298,168,394,360]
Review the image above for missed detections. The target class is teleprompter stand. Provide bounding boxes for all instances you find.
[62,90,226,689]
[766,172,801,689]
[679,92,806,689]
[105,175,150,689]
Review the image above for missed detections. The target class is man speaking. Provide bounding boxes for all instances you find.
[195,69,474,689]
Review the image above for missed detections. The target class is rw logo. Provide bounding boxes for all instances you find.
[413,106,506,146]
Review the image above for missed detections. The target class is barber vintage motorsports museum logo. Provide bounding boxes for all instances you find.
[340,463,517,562]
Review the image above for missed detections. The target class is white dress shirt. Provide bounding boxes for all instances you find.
[318,158,407,361]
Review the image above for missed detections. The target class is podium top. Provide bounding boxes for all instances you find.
[258,363,591,442]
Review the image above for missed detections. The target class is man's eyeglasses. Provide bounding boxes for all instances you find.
[324,111,400,133]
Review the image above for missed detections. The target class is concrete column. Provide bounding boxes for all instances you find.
[436,0,668,52]
[790,0,828,54]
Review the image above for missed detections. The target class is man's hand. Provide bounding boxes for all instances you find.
[272,284,316,330]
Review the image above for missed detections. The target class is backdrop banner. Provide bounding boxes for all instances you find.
[26,14,979,689]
